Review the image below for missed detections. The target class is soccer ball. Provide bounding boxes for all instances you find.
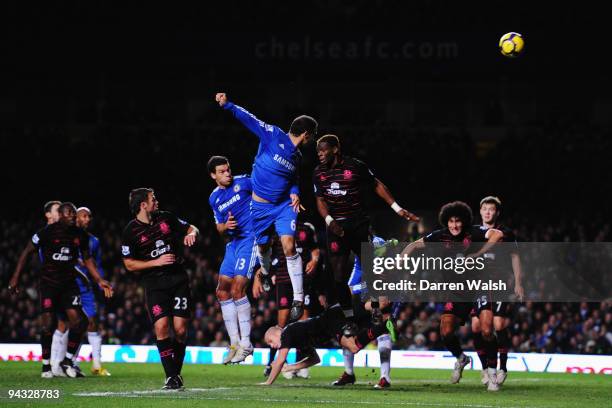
[499,32,524,57]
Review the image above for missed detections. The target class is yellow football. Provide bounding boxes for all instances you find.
[499,32,524,57]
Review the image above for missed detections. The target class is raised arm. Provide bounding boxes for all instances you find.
[373,178,419,222]
[216,93,277,141]
[8,241,36,294]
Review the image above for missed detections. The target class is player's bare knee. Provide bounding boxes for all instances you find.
[231,280,247,300]
[481,325,494,339]
[154,320,170,339]
[216,288,231,302]
[87,318,97,332]
[174,326,187,342]
[280,237,296,256]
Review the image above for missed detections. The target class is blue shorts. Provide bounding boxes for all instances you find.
[80,288,97,318]
[220,236,259,279]
[250,199,298,245]
[348,256,366,295]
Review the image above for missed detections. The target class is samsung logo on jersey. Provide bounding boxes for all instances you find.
[218,194,241,211]
[273,154,295,171]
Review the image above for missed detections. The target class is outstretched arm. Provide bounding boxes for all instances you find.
[400,238,425,258]
[83,257,113,298]
[281,351,320,372]
[373,178,419,222]
[183,224,199,247]
[468,229,504,258]
[8,241,36,293]
[261,347,290,385]
[216,93,277,141]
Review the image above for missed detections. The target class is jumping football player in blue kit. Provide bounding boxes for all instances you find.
[208,156,258,364]
[216,92,318,321]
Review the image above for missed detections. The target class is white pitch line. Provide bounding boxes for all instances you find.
[73,390,536,408]
[73,387,231,397]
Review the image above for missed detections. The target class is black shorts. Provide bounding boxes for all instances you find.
[143,273,192,323]
[39,282,82,314]
[275,280,316,311]
[441,302,474,322]
[474,294,511,317]
[326,218,370,260]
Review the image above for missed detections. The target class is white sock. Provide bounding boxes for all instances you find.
[377,334,392,381]
[58,330,69,362]
[88,332,102,369]
[343,348,354,375]
[286,253,304,302]
[220,298,240,345]
[234,296,252,347]
[257,246,272,275]
[51,329,63,367]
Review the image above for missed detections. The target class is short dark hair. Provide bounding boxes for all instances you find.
[480,195,502,211]
[43,200,61,214]
[58,202,77,214]
[439,201,473,227]
[129,188,154,215]
[316,134,340,149]
[207,156,229,174]
[289,115,318,137]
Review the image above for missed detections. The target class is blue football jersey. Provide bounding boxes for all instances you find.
[222,102,300,203]
[75,233,104,291]
[209,174,254,239]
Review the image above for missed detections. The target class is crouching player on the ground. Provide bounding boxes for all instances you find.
[260,304,395,385]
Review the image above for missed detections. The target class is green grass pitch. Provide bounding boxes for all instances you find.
[1,361,610,407]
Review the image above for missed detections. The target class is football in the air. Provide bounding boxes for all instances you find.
[499,32,524,57]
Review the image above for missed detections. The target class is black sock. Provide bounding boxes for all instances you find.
[296,347,304,363]
[173,340,186,375]
[443,334,463,359]
[41,331,52,362]
[355,324,386,350]
[496,329,510,371]
[156,338,177,378]
[268,347,277,365]
[484,335,498,370]
[66,329,83,358]
[473,332,488,369]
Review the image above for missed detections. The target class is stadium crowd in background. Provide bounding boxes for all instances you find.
[2,215,610,355]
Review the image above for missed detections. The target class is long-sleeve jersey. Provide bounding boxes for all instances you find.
[208,174,254,239]
[222,102,300,203]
